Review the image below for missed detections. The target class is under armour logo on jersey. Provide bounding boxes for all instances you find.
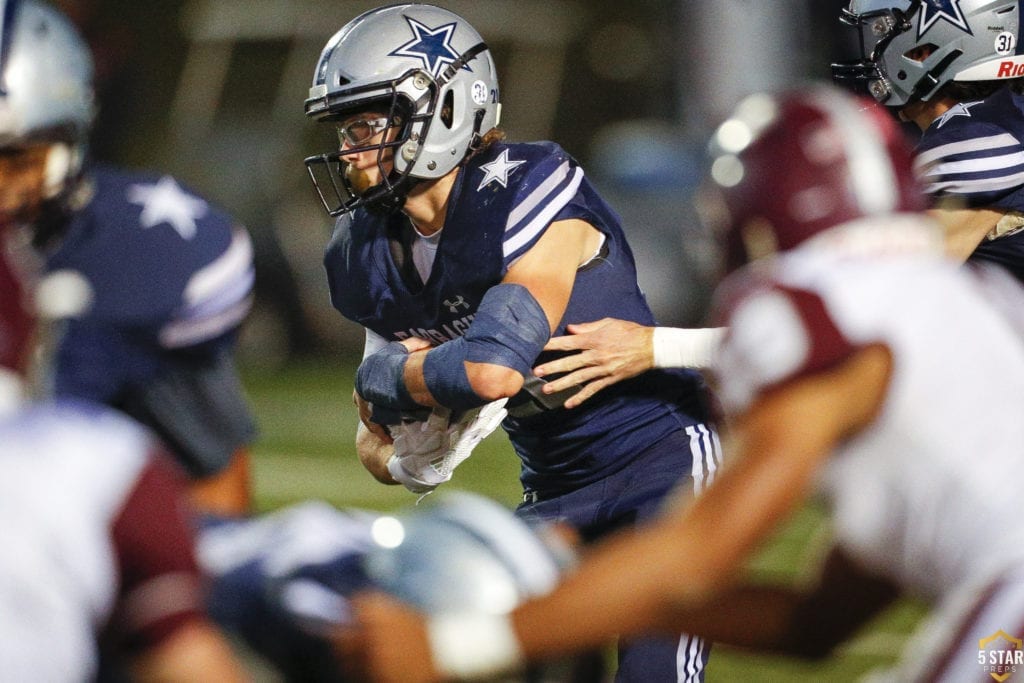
[917,0,971,40]
[477,149,526,191]
[390,18,466,78]
[443,295,469,313]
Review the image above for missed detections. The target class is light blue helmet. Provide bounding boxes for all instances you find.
[0,0,95,201]
[363,492,571,615]
[832,0,1022,107]
[304,3,501,216]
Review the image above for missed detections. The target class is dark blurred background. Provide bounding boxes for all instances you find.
[57,0,857,368]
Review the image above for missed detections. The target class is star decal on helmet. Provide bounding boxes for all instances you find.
[389,17,466,78]
[917,0,971,40]
[477,149,526,191]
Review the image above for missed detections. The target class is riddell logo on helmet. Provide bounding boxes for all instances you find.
[997,60,1024,78]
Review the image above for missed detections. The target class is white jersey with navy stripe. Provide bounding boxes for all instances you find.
[713,218,1024,601]
[0,400,202,680]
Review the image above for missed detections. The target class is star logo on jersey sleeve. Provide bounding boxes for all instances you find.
[127,176,208,240]
[389,18,464,78]
[935,100,981,128]
[917,0,971,40]
[477,149,526,191]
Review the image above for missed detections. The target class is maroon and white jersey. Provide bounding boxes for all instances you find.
[0,399,204,680]
[712,217,1024,601]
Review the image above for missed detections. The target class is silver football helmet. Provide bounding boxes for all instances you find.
[0,0,95,206]
[832,0,1022,107]
[304,3,501,215]
[363,492,571,616]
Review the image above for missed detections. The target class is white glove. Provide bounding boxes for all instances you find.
[386,398,509,494]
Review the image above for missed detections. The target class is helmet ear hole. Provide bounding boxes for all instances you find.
[441,89,455,129]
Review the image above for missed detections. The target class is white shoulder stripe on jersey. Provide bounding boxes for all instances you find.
[160,227,255,347]
[506,160,572,228]
[169,263,253,335]
[925,169,1024,195]
[919,150,1024,178]
[183,228,254,307]
[502,166,584,259]
[914,133,1020,172]
[120,571,201,634]
[159,295,253,348]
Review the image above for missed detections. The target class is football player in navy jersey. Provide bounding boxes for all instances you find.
[833,0,1024,282]
[0,207,248,682]
[0,0,256,515]
[303,4,719,680]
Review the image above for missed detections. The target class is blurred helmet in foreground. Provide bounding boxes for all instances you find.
[363,491,571,616]
[304,3,500,216]
[701,85,929,273]
[831,0,1021,107]
[0,0,95,242]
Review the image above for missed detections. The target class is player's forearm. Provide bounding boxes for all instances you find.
[512,520,696,659]
[356,423,398,484]
[404,351,522,406]
[929,206,1006,261]
[132,620,250,683]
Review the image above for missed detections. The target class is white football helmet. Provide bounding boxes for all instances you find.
[304,3,501,215]
[0,0,94,218]
[832,0,1022,107]
[363,492,571,615]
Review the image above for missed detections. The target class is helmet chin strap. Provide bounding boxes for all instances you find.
[42,143,72,199]
[361,171,421,215]
[30,142,85,249]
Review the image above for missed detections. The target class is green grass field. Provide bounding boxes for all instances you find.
[243,360,927,682]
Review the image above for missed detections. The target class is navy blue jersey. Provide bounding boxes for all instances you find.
[914,88,1024,281]
[42,165,256,475]
[326,141,708,495]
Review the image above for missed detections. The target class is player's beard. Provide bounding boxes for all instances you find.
[345,164,375,197]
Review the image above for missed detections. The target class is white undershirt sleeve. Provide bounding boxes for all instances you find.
[362,327,389,360]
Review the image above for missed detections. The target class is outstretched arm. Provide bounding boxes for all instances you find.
[132,620,250,683]
[535,321,725,408]
[930,206,1008,260]
[512,345,890,661]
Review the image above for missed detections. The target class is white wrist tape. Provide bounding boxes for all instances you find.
[386,454,439,494]
[427,612,523,680]
[652,327,726,369]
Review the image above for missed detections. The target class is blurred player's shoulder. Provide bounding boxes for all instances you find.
[43,164,254,332]
[2,398,158,478]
